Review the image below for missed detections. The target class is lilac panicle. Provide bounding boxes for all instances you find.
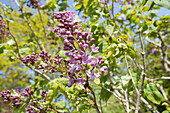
[53,11,107,87]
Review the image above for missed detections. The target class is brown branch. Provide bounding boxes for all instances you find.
[136,31,146,113]
[112,1,114,21]
[158,34,170,74]
[9,30,21,59]
[38,8,48,51]
[14,0,44,51]
[88,85,101,113]
[124,54,139,94]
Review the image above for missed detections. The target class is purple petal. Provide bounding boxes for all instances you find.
[86,70,91,77]
[89,76,95,82]
[77,78,82,85]
[65,51,73,57]
[91,44,99,52]
[69,65,76,73]
[95,74,101,78]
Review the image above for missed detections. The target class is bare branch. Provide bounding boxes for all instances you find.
[38,8,48,51]
[99,85,126,102]
[145,37,161,47]
[9,31,21,58]
[124,54,139,94]
[158,34,170,74]
[125,87,130,113]
[156,84,169,105]
[136,31,146,113]
[140,97,159,113]
[146,77,170,81]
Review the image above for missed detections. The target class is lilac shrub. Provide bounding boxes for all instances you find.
[22,11,107,87]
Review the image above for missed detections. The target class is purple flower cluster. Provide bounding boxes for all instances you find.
[52,11,107,87]
[0,88,48,112]
[22,87,34,96]
[40,90,47,102]
[0,19,10,39]
[26,104,44,113]
[22,51,68,74]
[27,0,41,8]
[152,48,159,55]
[0,90,21,108]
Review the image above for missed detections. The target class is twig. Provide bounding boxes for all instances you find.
[124,54,139,94]
[128,98,145,113]
[107,68,128,112]
[9,30,21,58]
[127,56,141,69]
[125,86,130,113]
[112,1,114,21]
[158,34,170,74]
[38,8,48,51]
[88,85,101,113]
[7,18,51,81]
[140,97,159,113]
[136,31,146,113]
[146,77,170,81]
[14,0,44,51]
[156,84,169,105]
[145,37,161,47]
[99,85,126,102]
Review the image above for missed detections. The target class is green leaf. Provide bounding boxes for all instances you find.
[142,0,148,5]
[83,0,88,7]
[105,25,114,36]
[162,110,170,113]
[0,44,5,54]
[149,1,155,10]
[75,3,82,10]
[6,39,15,45]
[11,89,19,97]
[19,48,29,55]
[127,44,136,58]
[154,0,170,9]
[94,78,100,85]
[19,103,26,112]
[100,85,112,102]
[55,101,65,108]
[121,74,131,90]
[144,83,163,104]
[6,18,14,23]
[90,15,99,26]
